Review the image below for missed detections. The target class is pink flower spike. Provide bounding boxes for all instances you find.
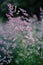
[19,8,26,13]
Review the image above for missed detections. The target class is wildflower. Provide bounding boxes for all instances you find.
[6,3,14,20]
[19,8,26,13]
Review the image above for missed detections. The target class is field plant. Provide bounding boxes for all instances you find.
[0,31,43,65]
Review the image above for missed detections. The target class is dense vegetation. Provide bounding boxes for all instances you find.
[0,31,43,65]
[0,0,43,65]
[0,0,43,22]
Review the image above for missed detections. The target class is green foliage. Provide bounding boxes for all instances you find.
[11,43,43,65]
[0,31,43,65]
[0,1,8,23]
